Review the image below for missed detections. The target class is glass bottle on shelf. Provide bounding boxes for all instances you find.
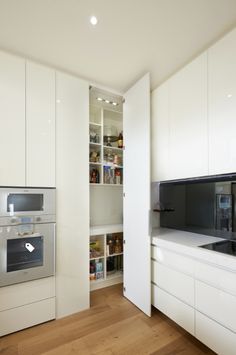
[114,237,122,254]
[117,131,123,148]
[90,168,99,183]
[115,169,121,184]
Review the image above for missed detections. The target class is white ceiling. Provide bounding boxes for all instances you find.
[0,0,235,93]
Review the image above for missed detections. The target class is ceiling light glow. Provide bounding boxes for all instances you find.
[90,16,98,26]
[97,97,102,101]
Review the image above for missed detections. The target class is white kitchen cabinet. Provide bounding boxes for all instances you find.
[151,82,169,181]
[208,28,236,175]
[169,53,208,180]
[196,311,236,355]
[152,284,194,335]
[0,51,25,186]
[56,72,89,318]
[26,61,55,187]
[152,261,194,306]
[195,280,236,333]
[123,73,151,316]
[0,298,55,337]
[0,277,55,336]
[152,237,236,355]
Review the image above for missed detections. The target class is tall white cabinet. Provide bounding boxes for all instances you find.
[26,61,56,187]
[0,51,25,186]
[208,28,236,175]
[56,72,89,318]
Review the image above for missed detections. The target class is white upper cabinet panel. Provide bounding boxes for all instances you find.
[151,81,169,181]
[0,51,25,186]
[208,28,236,175]
[169,53,208,180]
[26,61,56,187]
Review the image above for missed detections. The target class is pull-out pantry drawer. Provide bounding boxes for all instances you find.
[152,260,194,306]
[196,311,236,355]
[152,284,194,335]
[195,280,236,332]
[151,246,194,276]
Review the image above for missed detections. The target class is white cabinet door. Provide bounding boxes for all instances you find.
[0,51,25,186]
[26,61,55,187]
[208,28,236,175]
[56,72,89,318]
[151,81,169,181]
[123,73,151,316]
[169,53,208,180]
[196,311,236,355]
[152,261,194,306]
[152,285,194,335]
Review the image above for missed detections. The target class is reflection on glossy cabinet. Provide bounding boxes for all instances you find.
[56,72,89,318]
[151,82,169,181]
[208,28,236,175]
[0,51,25,186]
[26,61,56,187]
[169,53,208,180]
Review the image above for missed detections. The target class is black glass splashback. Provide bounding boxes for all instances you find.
[159,173,236,239]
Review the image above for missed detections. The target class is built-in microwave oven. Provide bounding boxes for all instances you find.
[0,187,55,217]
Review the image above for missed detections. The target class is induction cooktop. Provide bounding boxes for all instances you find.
[200,240,236,256]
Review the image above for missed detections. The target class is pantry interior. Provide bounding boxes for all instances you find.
[89,87,124,291]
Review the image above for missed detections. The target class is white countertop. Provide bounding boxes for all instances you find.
[152,228,236,272]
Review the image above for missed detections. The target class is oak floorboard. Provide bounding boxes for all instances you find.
[0,284,215,355]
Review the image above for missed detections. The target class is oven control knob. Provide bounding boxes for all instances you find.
[11,218,17,224]
[36,217,41,222]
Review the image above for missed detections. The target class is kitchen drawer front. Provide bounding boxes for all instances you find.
[0,297,55,336]
[152,284,194,335]
[195,261,236,296]
[0,277,55,312]
[151,246,194,276]
[196,311,236,355]
[195,280,236,333]
[152,260,194,306]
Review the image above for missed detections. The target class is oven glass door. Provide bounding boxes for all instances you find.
[7,236,43,272]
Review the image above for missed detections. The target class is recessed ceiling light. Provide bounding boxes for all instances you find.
[90,16,98,26]
[227,93,233,98]
[112,102,118,106]
[105,100,110,104]
[96,97,102,101]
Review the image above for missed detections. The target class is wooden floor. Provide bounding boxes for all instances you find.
[0,284,215,355]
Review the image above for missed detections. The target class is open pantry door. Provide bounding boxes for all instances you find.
[123,73,151,316]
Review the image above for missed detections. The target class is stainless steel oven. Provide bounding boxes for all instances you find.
[0,188,55,287]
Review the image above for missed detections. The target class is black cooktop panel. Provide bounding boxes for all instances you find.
[200,240,236,256]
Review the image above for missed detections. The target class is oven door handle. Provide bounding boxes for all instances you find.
[17,232,41,237]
